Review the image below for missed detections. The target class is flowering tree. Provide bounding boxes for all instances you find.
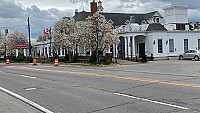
[84,12,118,52]
[53,17,77,53]
[0,31,4,56]
[0,31,28,56]
[53,12,119,56]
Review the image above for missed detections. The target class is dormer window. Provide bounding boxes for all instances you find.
[153,16,160,23]
[156,18,160,23]
[125,20,130,24]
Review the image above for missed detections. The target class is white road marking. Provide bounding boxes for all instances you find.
[6,66,15,68]
[25,88,37,91]
[0,87,53,113]
[114,93,189,110]
[21,75,36,79]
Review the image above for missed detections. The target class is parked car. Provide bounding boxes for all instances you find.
[179,50,200,60]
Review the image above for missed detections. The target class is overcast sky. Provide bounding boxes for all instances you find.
[1,0,200,43]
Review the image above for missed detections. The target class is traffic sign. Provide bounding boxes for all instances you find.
[13,41,28,49]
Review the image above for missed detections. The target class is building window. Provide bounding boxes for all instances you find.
[198,39,200,50]
[176,24,185,30]
[62,48,65,56]
[184,39,188,52]
[49,47,51,56]
[58,48,60,55]
[169,39,174,52]
[156,18,159,23]
[45,47,47,56]
[158,39,163,53]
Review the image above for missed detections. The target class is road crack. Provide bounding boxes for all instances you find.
[86,101,135,113]
[115,82,156,93]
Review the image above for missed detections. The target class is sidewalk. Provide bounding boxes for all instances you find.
[0,90,42,113]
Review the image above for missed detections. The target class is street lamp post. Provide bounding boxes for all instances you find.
[4,42,6,62]
[96,28,100,64]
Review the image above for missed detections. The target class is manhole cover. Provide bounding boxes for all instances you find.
[25,87,37,91]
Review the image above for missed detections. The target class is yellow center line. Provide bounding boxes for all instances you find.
[18,67,200,88]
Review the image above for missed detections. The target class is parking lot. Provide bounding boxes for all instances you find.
[112,59,200,77]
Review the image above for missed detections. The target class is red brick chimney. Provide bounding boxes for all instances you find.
[90,0,97,16]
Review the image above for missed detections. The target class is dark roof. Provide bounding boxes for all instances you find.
[144,11,158,19]
[73,11,160,26]
[146,23,167,31]
[73,11,90,21]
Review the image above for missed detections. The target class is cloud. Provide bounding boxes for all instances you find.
[1,0,200,44]
[0,0,74,43]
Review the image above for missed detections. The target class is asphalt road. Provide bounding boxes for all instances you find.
[0,60,200,113]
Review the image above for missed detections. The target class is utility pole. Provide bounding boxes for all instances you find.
[96,28,100,64]
[4,42,6,62]
[28,17,32,63]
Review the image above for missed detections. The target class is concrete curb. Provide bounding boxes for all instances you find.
[0,87,53,113]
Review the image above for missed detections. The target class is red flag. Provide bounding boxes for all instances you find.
[43,28,49,34]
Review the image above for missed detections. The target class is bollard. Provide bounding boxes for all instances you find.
[6,59,9,64]
[33,59,37,65]
[54,59,59,66]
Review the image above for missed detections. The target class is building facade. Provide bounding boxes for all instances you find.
[33,1,200,61]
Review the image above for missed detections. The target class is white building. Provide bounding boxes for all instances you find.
[113,5,200,60]
[33,3,200,61]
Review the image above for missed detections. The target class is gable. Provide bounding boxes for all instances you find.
[153,11,163,18]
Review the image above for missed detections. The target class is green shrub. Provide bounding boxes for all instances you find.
[100,56,107,62]
[64,54,70,61]
[53,53,59,61]
[89,54,96,63]
[103,61,111,65]
[10,56,16,61]
[65,60,73,63]
[72,54,79,63]
[14,55,26,62]
[100,56,111,65]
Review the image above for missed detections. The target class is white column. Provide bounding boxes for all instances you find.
[60,48,62,56]
[47,47,49,57]
[132,36,135,57]
[84,47,86,56]
[113,44,115,57]
[16,49,18,57]
[108,46,111,52]
[77,46,80,56]
[44,47,46,56]
[40,47,43,56]
[90,48,92,56]
[128,36,131,58]
[24,49,26,56]
[116,44,118,58]
[125,37,128,58]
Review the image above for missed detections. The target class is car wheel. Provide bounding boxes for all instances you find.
[179,56,184,60]
[194,56,199,61]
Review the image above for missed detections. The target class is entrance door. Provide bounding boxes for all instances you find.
[139,43,145,58]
